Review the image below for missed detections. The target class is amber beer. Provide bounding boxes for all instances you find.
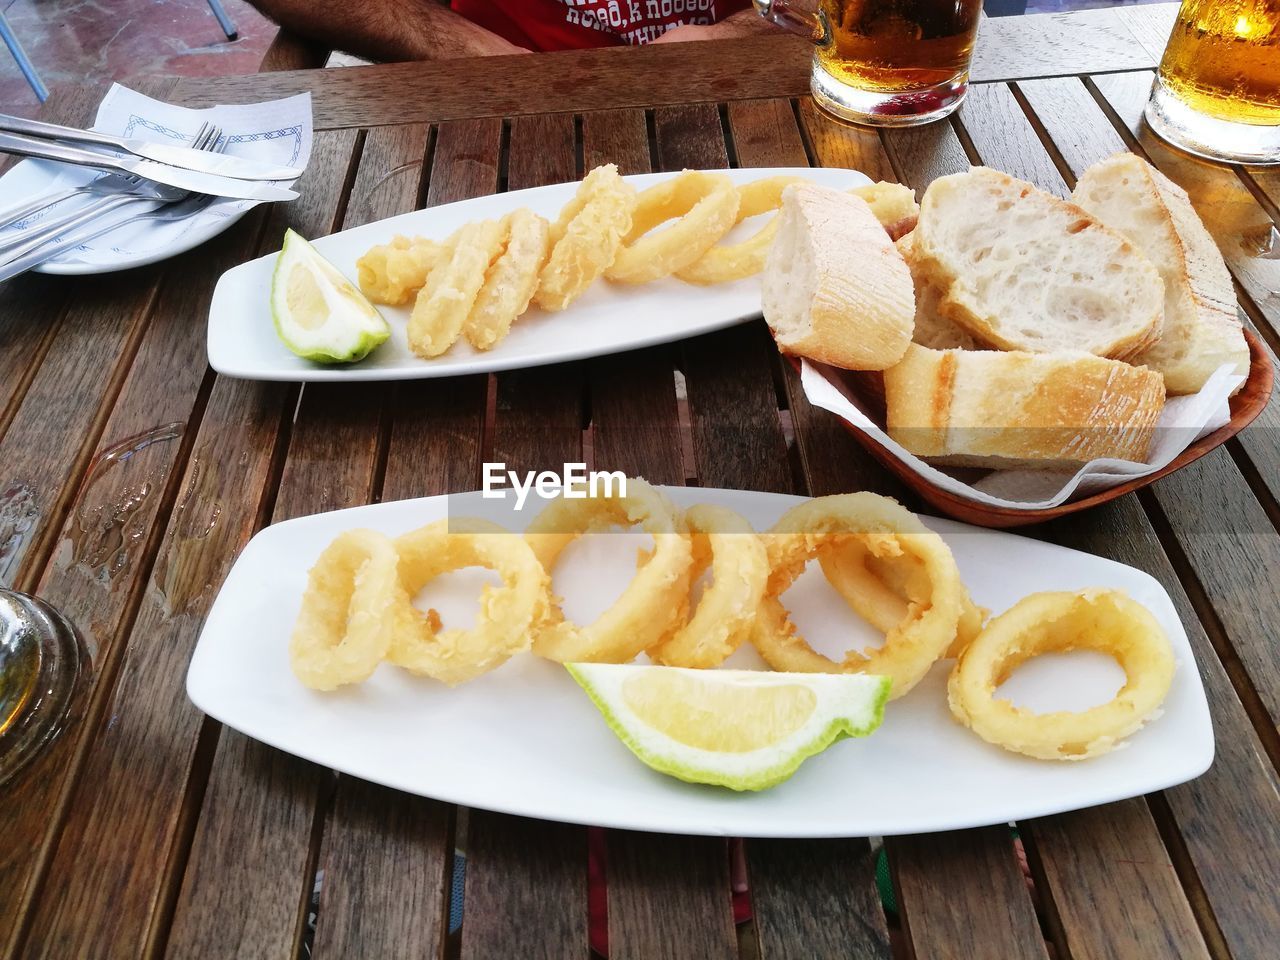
[1146,0,1280,164]
[754,0,982,126]
[816,0,982,94]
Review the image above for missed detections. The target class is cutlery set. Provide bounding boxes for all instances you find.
[0,112,303,281]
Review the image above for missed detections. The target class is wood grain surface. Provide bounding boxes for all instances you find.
[5,14,1278,959]
[170,7,1169,130]
[893,828,1050,960]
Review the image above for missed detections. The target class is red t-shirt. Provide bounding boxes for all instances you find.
[452,0,752,50]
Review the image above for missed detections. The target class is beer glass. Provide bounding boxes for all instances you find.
[754,0,983,127]
[1145,0,1280,164]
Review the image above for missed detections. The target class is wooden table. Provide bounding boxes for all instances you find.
[4,5,1280,958]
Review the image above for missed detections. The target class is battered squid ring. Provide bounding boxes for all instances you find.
[647,503,769,669]
[408,218,506,357]
[751,493,964,699]
[947,589,1175,760]
[464,208,552,350]
[604,170,740,284]
[289,529,404,691]
[675,179,919,285]
[386,517,551,686]
[535,163,637,311]
[818,539,987,659]
[675,175,802,285]
[525,477,692,663]
[356,235,445,305]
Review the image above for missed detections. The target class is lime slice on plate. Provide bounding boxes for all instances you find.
[566,663,890,791]
[271,228,390,363]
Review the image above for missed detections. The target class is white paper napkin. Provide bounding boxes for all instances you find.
[0,83,312,266]
[801,359,1246,510]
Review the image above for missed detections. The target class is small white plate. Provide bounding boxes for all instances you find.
[207,166,869,382]
[188,487,1213,838]
[0,158,250,276]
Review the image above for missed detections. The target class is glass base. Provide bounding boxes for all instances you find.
[810,62,967,128]
[0,589,85,786]
[1145,76,1280,166]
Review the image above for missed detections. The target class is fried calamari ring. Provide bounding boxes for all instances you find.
[675,179,919,285]
[751,493,963,698]
[535,163,637,311]
[408,218,505,358]
[647,503,769,669]
[525,478,692,663]
[948,589,1175,760]
[675,175,802,285]
[386,517,550,686]
[290,529,404,690]
[356,235,445,305]
[818,539,987,659]
[604,170,740,284]
[850,181,919,241]
[464,208,552,350]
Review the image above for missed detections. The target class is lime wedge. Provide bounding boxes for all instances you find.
[566,664,890,791]
[271,228,390,363]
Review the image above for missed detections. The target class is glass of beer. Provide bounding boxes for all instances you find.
[1145,0,1280,165]
[754,0,983,126]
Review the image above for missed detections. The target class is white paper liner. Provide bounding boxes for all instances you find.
[800,359,1245,510]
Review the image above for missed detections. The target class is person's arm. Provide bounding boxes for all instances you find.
[248,0,529,61]
[650,10,778,43]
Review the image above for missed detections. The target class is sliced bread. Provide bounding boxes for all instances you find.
[914,167,1164,359]
[883,344,1166,470]
[897,232,989,351]
[1072,153,1248,394]
[762,183,915,371]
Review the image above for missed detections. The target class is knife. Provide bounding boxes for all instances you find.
[0,113,303,182]
[0,132,298,202]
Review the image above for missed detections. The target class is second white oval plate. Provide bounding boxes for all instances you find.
[207,166,869,382]
[187,487,1213,838]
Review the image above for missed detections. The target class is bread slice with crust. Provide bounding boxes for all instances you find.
[883,344,1166,470]
[762,183,915,371]
[914,167,1164,359]
[897,231,989,351]
[1072,153,1248,394]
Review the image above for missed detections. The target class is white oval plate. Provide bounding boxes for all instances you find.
[0,157,249,276]
[206,166,869,382]
[187,487,1213,838]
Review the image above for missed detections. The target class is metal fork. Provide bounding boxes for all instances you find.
[0,122,217,244]
[0,193,217,282]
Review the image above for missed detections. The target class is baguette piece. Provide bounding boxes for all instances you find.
[762,183,914,370]
[897,232,989,351]
[914,167,1163,359]
[1072,153,1248,394]
[884,344,1166,470]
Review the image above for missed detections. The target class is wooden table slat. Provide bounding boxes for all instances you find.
[1082,71,1280,510]
[0,206,263,960]
[1025,800,1209,960]
[441,113,590,960]
[166,126,434,960]
[899,81,1254,960]
[1013,75,1280,731]
[166,7,1169,131]
[1046,496,1280,960]
[891,828,1050,960]
[579,105,740,960]
[659,103,792,496]
[747,840,891,960]
[9,128,361,960]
